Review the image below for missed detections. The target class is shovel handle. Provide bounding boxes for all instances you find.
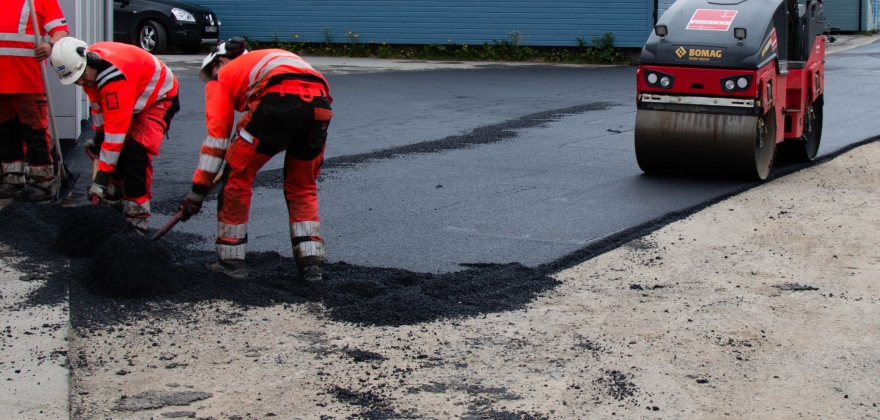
[151,211,182,241]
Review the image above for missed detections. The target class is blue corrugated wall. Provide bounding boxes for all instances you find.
[658,0,676,20]
[824,0,862,31]
[190,1,655,48]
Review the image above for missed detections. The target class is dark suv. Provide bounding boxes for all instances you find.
[114,0,220,54]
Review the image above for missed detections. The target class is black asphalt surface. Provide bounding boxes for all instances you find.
[62,40,880,275]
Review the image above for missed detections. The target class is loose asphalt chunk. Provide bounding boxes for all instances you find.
[113,389,212,411]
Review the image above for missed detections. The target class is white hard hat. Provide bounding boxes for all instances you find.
[198,37,248,82]
[50,37,90,85]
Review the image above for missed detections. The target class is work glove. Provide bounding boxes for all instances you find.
[88,171,111,204]
[177,190,205,221]
[84,131,104,161]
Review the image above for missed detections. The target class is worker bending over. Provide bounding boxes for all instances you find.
[0,0,68,202]
[50,37,179,232]
[177,38,332,282]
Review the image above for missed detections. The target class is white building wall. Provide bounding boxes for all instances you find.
[51,0,107,141]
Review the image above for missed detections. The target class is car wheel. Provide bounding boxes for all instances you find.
[178,44,203,54]
[138,20,167,54]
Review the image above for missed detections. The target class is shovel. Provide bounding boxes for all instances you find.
[151,211,182,241]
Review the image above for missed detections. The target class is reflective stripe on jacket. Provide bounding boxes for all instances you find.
[83,42,179,173]
[0,0,68,94]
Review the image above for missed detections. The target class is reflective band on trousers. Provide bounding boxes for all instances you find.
[28,165,53,180]
[218,221,246,239]
[2,162,25,174]
[217,243,247,261]
[294,241,325,261]
[123,200,150,230]
[123,199,150,218]
[217,222,247,261]
[290,221,320,238]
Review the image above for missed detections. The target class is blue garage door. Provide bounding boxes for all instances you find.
[824,0,861,31]
[191,1,655,48]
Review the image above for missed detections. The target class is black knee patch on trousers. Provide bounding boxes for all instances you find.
[116,140,150,199]
[21,125,51,165]
[0,118,23,162]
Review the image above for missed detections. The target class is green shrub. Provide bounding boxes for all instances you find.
[248,30,631,65]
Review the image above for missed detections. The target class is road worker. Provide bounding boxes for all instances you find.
[0,0,68,202]
[49,37,179,232]
[177,37,332,281]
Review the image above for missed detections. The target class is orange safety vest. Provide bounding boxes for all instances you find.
[83,42,179,173]
[192,49,331,189]
[0,0,68,94]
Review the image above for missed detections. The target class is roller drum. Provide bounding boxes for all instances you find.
[634,109,775,180]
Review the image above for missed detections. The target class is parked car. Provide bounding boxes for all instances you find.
[113,0,220,54]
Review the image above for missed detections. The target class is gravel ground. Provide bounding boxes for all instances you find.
[2,140,873,419]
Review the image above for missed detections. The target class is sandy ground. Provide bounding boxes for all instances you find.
[59,141,880,419]
[0,247,70,419]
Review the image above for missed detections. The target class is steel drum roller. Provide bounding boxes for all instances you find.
[634,109,776,180]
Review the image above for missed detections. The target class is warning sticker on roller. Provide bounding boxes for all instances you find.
[687,9,737,31]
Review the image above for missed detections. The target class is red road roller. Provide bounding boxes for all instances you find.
[635,0,826,180]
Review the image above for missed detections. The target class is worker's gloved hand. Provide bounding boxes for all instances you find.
[177,190,205,221]
[84,131,105,161]
[88,171,111,204]
[83,139,99,161]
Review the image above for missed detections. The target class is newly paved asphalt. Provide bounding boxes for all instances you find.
[61,38,880,274]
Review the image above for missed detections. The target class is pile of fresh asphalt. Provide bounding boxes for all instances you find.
[86,229,183,298]
[56,205,128,257]
[55,204,182,298]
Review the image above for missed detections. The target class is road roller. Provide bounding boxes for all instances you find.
[635,0,826,180]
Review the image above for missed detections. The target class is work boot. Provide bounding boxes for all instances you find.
[0,182,24,200]
[207,259,248,280]
[15,184,54,203]
[299,264,323,282]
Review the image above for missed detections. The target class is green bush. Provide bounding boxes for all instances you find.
[247,30,631,65]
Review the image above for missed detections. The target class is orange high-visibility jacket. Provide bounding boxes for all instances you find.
[0,0,68,94]
[83,42,178,173]
[192,49,331,190]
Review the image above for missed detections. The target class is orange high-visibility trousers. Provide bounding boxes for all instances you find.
[216,85,330,265]
[0,94,53,183]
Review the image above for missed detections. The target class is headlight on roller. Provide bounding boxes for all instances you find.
[720,74,753,92]
[643,70,674,89]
